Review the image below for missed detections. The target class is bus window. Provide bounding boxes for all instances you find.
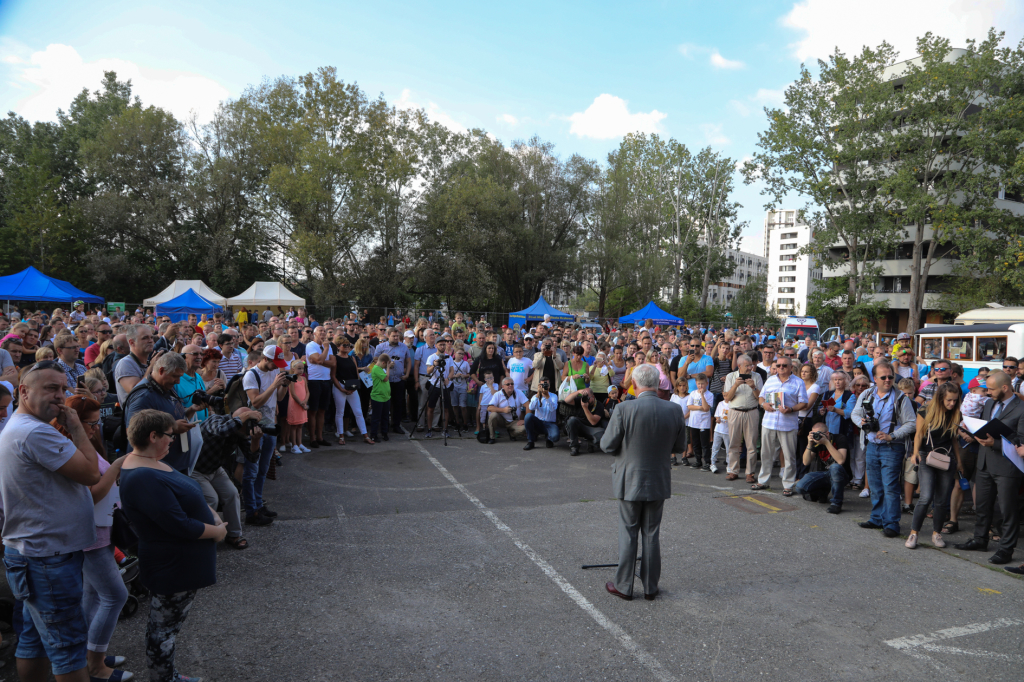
[920,338,942,360]
[784,325,819,341]
[945,337,974,361]
[976,337,1007,362]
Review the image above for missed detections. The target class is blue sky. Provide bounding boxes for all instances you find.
[2,0,1022,253]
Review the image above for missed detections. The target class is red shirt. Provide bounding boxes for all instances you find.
[824,355,842,370]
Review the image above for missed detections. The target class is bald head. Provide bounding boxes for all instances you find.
[987,370,1011,389]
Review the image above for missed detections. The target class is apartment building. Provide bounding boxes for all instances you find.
[705,248,768,306]
[764,209,821,317]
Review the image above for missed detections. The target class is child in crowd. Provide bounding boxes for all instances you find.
[448,346,471,431]
[369,353,392,442]
[897,377,917,404]
[711,398,729,474]
[684,374,713,471]
[669,378,688,466]
[286,359,310,454]
[477,370,499,435]
[961,377,990,418]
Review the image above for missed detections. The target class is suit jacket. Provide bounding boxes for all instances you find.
[977,394,1024,479]
[600,390,686,501]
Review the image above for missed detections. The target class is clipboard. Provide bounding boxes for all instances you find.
[960,415,1016,442]
[1000,437,1024,474]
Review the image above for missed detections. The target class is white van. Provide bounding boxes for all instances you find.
[781,316,820,343]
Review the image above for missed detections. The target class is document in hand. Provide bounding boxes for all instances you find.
[960,415,1016,442]
[1000,437,1024,474]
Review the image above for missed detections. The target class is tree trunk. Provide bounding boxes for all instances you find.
[671,214,681,304]
[598,283,607,319]
[906,222,925,335]
[847,242,858,305]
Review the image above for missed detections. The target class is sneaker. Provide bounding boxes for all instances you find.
[425,430,433,439]
[443,430,450,438]
[671,456,679,466]
[299,444,311,453]
[291,445,302,454]
[245,513,273,526]
[278,445,287,453]
[902,503,915,514]
[932,532,946,548]
[569,447,579,456]
[905,533,918,549]
[859,488,870,498]
[826,504,841,514]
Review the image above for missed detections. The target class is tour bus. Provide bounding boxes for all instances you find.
[781,316,820,342]
[914,322,1024,383]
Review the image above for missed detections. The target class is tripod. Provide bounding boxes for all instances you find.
[409,360,463,446]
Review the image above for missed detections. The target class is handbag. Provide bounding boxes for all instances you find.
[110,507,138,550]
[924,430,952,471]
[343,380,360,392]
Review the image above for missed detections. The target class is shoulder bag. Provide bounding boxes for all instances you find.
[924,429,952,471]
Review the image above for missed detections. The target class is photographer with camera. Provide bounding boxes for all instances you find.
[793,422,850,514]
[564,386,614,456]
[193,407,265,541]
[176,343,219,422]
[530,337,563,397]
[241,346,291,524]
[523,377,559,450]
[485,378,528,444]
[424,338,456,438]
[851,362,917,537]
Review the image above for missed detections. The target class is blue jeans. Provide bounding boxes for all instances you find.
[243,434,277,513]
[865,441,905,531]
[3,547,88,675]
[82,545,128,653]
[524,413,559,443]
[794,464,850,507]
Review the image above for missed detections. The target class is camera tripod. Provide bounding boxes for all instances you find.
[409,361,464,446]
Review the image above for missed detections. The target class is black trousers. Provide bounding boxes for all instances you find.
[972,468,1022,552]
[567,416,605,449]
[389,381,406,430]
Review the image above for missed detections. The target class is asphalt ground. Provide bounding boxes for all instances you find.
[3,429,1024,681]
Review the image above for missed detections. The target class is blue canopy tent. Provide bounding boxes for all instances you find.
[0,266,104,304]
[507,296,574,330]
[154,288,223,322]
[618,301,683,326]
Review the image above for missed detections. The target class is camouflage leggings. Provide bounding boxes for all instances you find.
[146,590,197,682]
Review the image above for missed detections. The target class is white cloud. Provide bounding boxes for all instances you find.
[395,88,468,133]
[498,113,518,125]
[700,123,730,146]
[5,44,230,123]
[568,94,666,140]
[710,51,745,70]
[782,0,1024,62]
[679,43,745,69]
[752,88,786,106]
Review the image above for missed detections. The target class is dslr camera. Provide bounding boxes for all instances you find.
[191,390,225,411]
[809,430,825,442]
[283,373,299,383]
[244,417,279,438]
[434,353,448,368]
[539,379,550,391]
[861,402,879,434]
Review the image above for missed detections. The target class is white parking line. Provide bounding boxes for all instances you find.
[884,618,1024,672]
[414,441,677,682]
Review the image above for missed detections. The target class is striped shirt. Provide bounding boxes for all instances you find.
[220,350,244,381]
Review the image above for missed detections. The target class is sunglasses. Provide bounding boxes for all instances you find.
[877,375,894,381]
[1003,365,1017,369]
[934,367,950,372]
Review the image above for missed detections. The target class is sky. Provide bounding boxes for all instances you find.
[2,0,1023,255]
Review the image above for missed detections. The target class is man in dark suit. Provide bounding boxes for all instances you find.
[955,371,1024,565]
[600,364,686,601]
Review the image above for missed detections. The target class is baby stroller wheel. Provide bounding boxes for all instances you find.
[120,594,139,619]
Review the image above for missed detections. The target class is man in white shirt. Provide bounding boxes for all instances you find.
[523,378,558,450]
[242,346,289,523]
[424,338,456,438]
[304,326,335,448]
[756,357,808,494]
[485,377,527,444]
[506,344,534,394]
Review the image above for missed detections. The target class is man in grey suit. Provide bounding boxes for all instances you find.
[955,371,1024,565]
[600,364,686,601]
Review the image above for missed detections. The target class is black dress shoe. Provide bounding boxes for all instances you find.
[826,504,841,514]
[883,528,899,538]
[259,506,278,518]
[523,442,535,451]
[317,439,332,447]
[569,447,579,456]
[309,441,320,448]
[605,582,632,601]
[1004,564,1024,575]
[245,513,272,526]
[644,589,659,601]
[546,439,554,448]
[859,521,883,529]
[989,549,1014,565]
[954,538,989,551]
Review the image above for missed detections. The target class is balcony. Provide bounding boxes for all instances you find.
[826,258,957,277]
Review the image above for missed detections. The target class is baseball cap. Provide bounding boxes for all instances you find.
[968,377,986,390]
[768,335,776,340]
[263,344,287,369]
[404,330,416,338]
[524,333,534,339]
[897,332,911,340]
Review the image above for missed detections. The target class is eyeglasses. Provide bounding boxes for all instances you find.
[159,431,175,439]
[82,419,100,427]
[97,329,111,335]
[183,352,202,357]
[877,375,894,381]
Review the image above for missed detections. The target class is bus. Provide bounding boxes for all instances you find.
[914,323,1024,382]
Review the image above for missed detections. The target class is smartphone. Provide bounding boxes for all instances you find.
[76,376,85,389]
[739,373,751,380]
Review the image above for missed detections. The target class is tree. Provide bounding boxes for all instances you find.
[580,168,634,318]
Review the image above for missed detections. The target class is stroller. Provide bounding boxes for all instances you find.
[114,546,146,619]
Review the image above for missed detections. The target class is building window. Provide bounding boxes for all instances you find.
[778,287,795,293]
[780,243,798,250]
[780,255,796,261]
[779,276,796,282]
[780,265,796,272]
[781,232,798,239]
[777,298,795,304]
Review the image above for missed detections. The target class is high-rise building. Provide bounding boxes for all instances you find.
[705,248,768,307]
[764,209,821,317]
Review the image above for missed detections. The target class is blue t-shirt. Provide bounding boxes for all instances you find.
[686,354,715,392]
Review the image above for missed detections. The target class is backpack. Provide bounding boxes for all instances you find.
[225,368,259,416]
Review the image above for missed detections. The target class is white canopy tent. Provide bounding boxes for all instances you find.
[225,282,305,308]
[143,280,228,308]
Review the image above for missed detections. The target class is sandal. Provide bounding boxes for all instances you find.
[750,483,770,490]
[940,521,959,535]
[225,536,249,550]
[363,434,375,445]
[338,435,346,446]
[782,489,794,497]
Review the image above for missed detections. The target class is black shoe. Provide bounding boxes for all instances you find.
[1004,564,1024,575]
[546,439,554,448]
[392,425,407,435]
[309,441,320,448]
[701,465,711,472]
[245,513,273,526]
[487,439,497,444]
[826,504,841,514]
[802,493,813,502]
[317,439,331,447]
[681,458,692,467]
[859,521,883,529]
[883,528,899,538]
[259,506,278,518]
[989,549,1014,565]
[954,538,989,551]
[569,447,579,456]
[902,503,915,514]
[382,433,389,441]
[671,456,679,466]
[523,442,535,451]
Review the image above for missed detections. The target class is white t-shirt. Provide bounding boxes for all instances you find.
[243,365,280,422]
[670,393,686,417]
[714,401,729,435]
[305,342,333,381]
[506,356,534,392]
[449,359,471,389]
[488,389,528,423]
[426,353,455,388]
[685,389,713,430]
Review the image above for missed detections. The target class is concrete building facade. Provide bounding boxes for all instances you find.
[764,209,821,317]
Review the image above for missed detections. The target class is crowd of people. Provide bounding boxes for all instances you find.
[1,301,1023,680]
